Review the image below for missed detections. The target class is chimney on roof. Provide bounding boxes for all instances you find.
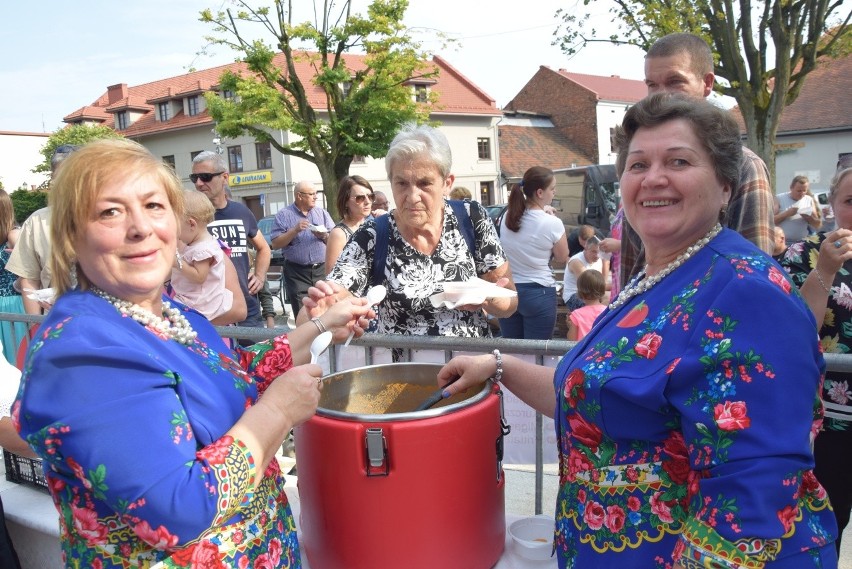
[611,75,620,78]
[107,83,128,104]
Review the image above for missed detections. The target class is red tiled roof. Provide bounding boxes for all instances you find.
[777,51,852,133]
[498,125,593,178]
[104,96,153,113]
[63,105,110,122]
[428,56,499,116]
[64,51,498,136]
[556,70,646,103]
[146,87,178,104]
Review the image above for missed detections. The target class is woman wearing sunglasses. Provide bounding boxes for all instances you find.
[325,175,375,272]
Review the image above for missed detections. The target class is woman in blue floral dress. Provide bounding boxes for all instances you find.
[12,139,373,568]
[439,95,838,568]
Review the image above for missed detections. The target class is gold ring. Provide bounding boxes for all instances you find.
[316,378,323,389]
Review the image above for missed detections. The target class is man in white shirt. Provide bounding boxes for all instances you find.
[774,175,821,245]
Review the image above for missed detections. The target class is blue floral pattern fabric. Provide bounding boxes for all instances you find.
[552,230,836,568]
[327,200,506,337]
[14,290,301,568]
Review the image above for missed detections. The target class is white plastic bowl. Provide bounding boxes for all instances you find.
[507,515,555,561]
[442,280,484,302]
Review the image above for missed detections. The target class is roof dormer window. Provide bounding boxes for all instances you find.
[116,111,129,130]
[158,102,171,122]
[187,96,200,117]
[413,84,428,103]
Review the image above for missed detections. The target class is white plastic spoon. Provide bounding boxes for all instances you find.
[309,331,333,364]
[344,284,387,346]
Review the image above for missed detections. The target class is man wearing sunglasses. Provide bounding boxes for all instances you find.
[191,151,270,332]
[270,180,335,316]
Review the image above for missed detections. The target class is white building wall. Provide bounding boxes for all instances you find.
[595,101,631,165]
[775,130,852,192]
[132,113,499,217]
[0,132,50,191]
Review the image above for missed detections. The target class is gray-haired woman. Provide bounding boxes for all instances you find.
[300,124,517,337]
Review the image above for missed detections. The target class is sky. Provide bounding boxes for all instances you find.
[0,1,647,134]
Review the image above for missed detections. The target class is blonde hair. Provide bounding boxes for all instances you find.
[182,189,215,225]
[0,190,15,245]
[449,186,472,200]
[49,138,185,296]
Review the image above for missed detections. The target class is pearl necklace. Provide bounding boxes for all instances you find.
[92,288,198,345]
[608,224,723,310]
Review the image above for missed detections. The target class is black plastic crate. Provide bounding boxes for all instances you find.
[3,449,48,493]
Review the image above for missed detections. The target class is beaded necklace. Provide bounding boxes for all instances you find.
[92,288,198,345]
[608,223,722,310]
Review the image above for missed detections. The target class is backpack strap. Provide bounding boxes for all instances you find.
[371,214,390,288]
[370,201,475,288]
[448,199,475,254]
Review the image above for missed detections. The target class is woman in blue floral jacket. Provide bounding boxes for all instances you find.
[439,95,838,568]
[12,139,373,568]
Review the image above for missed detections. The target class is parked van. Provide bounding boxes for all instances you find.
[505,164,620,235]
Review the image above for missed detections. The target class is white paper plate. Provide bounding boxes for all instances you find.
[430,278,517,308]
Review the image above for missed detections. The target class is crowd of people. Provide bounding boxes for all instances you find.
[0,30,848,569]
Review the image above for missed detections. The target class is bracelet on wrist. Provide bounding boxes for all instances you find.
[491,349,503,384]
[311,316,327,334]
[813,269,832,294]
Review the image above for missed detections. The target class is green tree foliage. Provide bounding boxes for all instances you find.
[200,0,438,212]
[555,1,851,184]
[34,124,124,175]
[10,188,48,224]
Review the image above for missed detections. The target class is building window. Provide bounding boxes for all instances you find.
[163,155,175,170]
[190,151,202,161]
[228,145,243,172]
[115,112,128,130]
[158,103,170,122]
[187,96,200,116]
[477,137,491,160]
[341,82,352,98]
[351,155,366,165]
[255,142,272,169]
[413,84,428,103]
[609,127,617,153]
[222,89,235,100]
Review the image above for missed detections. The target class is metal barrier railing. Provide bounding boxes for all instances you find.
[5,312,852,515]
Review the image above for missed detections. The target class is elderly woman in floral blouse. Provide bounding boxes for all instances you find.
[300,123,517,337]
[438,95,837,568]
[782,166,852,555]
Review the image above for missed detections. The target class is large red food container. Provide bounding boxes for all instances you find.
[294,363,508,569]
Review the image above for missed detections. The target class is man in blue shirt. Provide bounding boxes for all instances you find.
[270,181,334,316]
